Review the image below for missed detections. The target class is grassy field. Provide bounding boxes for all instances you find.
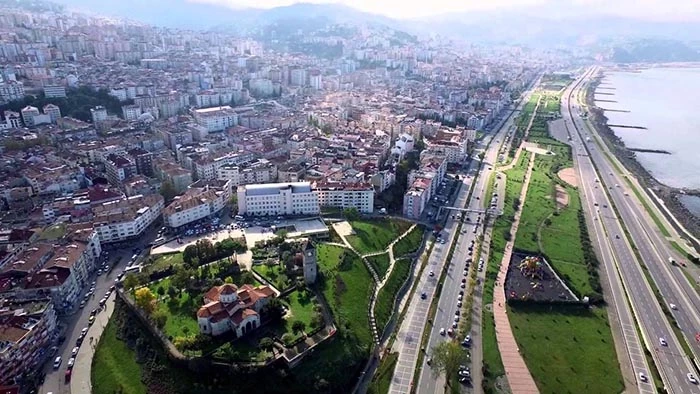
[367,253,391,279]
[92,318,147,394]
[255,263,292,289]
[367,352,399,394]
[142,253,183,275]
[374,258,411,336]
[148,277,200,338]
[346,218,413,254]
[283,289,316,331]
[39,223,67,240]
[392,225,423,258]
[508,303,623,394]
[317,243,374,346]
[513,141,594,297]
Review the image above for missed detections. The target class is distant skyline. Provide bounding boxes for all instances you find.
[187,0,700,21]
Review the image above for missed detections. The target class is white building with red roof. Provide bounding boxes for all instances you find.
[196,283,275,337]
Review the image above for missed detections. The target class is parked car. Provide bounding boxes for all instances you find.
[53,356,62,369]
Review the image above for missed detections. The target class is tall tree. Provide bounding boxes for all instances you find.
[134,287,156,314]
[429,341,469,387]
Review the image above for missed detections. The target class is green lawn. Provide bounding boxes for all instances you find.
[367,352,398,394]
[39,223,66,240]
[514,144,594,297]
[142,253,183,275]
[317,243,374,346]
[346,218,413,254]
[149,277,201,339]
[91,318,147,394]
[254,263,291,289]
[509,303,623,394]
[392,225,423,258]
[367,253,391,279]
[283,289,316,330]
[374,258,411,335]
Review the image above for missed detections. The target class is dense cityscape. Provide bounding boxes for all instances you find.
[0,1,699,394]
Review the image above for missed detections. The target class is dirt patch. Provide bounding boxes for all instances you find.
[555,185,569,209]
[331,221,355,237]
[558,167,579,187]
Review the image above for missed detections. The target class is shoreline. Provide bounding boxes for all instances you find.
[584,70,700,248]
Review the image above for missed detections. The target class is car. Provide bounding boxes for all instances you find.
[110,285,115,291]
[65,368,72,383]
[81,327,89,337]
[689,373,698,384]
[669,303,678,310]
[427,357,432,365]
[460,282,466,288]
[603,204,608,208]
[53,356,62,369]
[459,290,464,296]
[463,270,468,277]
[447,328,454,336]
[454,316,460,322]
[639,372,648,382]
[67,357,75,368]
[439,328,446,336]
[452,322,458,329]
[96,269,103,275]
[659,337,667,346]
[615,234,620,239]
[458,294,463,301]
[459,369,471,377]
[429,271,435,277]
[90,308,97,316]
[75,337,83,346]
[459,376,471,384]
[440,239,446,244]
[594,202,599,206]
[457,301,462,307]
[455,310,460,316]
[461,278,466,283]
[421,292,427,300]
[88,315,95,325]
[79,300,86,309]
[71,346,79,356]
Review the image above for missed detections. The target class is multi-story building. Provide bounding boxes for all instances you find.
[192,106,238,133]
[0,299,57,386]
[90,106,107,124]
[42,104,61,123]
[92,194,164,243]
[3,111,21,129]
[313,182,375,213]
[104,154,137,186]
[43,85,66,98]
[403,153,447,218]
[217,159,277,186]
[0,81,25,103]
[20,106,40,127]
[163,180,231,228]
[127,148,153,177]
[122,104,142,121]
[237,182,319,216]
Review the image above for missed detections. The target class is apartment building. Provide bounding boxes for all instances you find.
[0,299,57,386]
[237,182,319,216]
[92,194,164,243]
[43,85,66,98]
[217,159,277,186]
[104,154,137,186]
[163,180,231,228]
[313,182,375,213]
[403,153,447,218]
[192,106,238,133]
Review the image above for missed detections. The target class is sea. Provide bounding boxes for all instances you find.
[594,67,700,217]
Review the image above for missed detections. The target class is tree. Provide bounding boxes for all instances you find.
[156,286,166,297]
[259,337,274,352]
[292,320,306,336]
[342,207,360,221]
[159,180,178,203]
[224,276,234,284]
[123,274,139,292]
[262,298,285,322]
[429,341,469,387]
[152,308,168,329]
[167,285,177,299]
[134,288,156,314]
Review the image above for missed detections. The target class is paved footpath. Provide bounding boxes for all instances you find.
[71,292,117,394]
[492,152,540,394]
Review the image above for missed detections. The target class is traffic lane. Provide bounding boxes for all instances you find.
[568,101,695,391]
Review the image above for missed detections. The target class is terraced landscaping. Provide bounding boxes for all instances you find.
[346,218,413,254]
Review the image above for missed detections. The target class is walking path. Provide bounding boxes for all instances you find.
[492,152,540,394]
[336,223,418,343]
[70,292,116,394]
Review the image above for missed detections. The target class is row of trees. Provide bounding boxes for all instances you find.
[183,238,246,267]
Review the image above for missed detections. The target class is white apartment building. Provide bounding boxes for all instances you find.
[122,104,142,121]
[192,106,238,132]
[20,106,40,127]
[314,182,375,213]
[237,182,320,216]
[163,181,231,228]
[90,106,108,123]
[217,159,277,186]
[0,81,25,103]
[43,104,61,123]
[92,194,164,243]
[43,85,66,98]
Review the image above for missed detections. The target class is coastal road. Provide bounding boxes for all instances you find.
[416,81,539,394]
[565,68,699,393]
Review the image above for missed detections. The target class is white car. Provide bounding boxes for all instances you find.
[669,303,677,310]
[71,346,79,356]
[688,373,698,384]
[659,337,667,347]
[639,372,647,382]
[67,357,75,367]
[439,328,446,336]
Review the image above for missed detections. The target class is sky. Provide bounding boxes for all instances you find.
[187,0,700,20]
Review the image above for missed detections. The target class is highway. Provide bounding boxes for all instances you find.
[416,85,537,394]
[565,67,700,393]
